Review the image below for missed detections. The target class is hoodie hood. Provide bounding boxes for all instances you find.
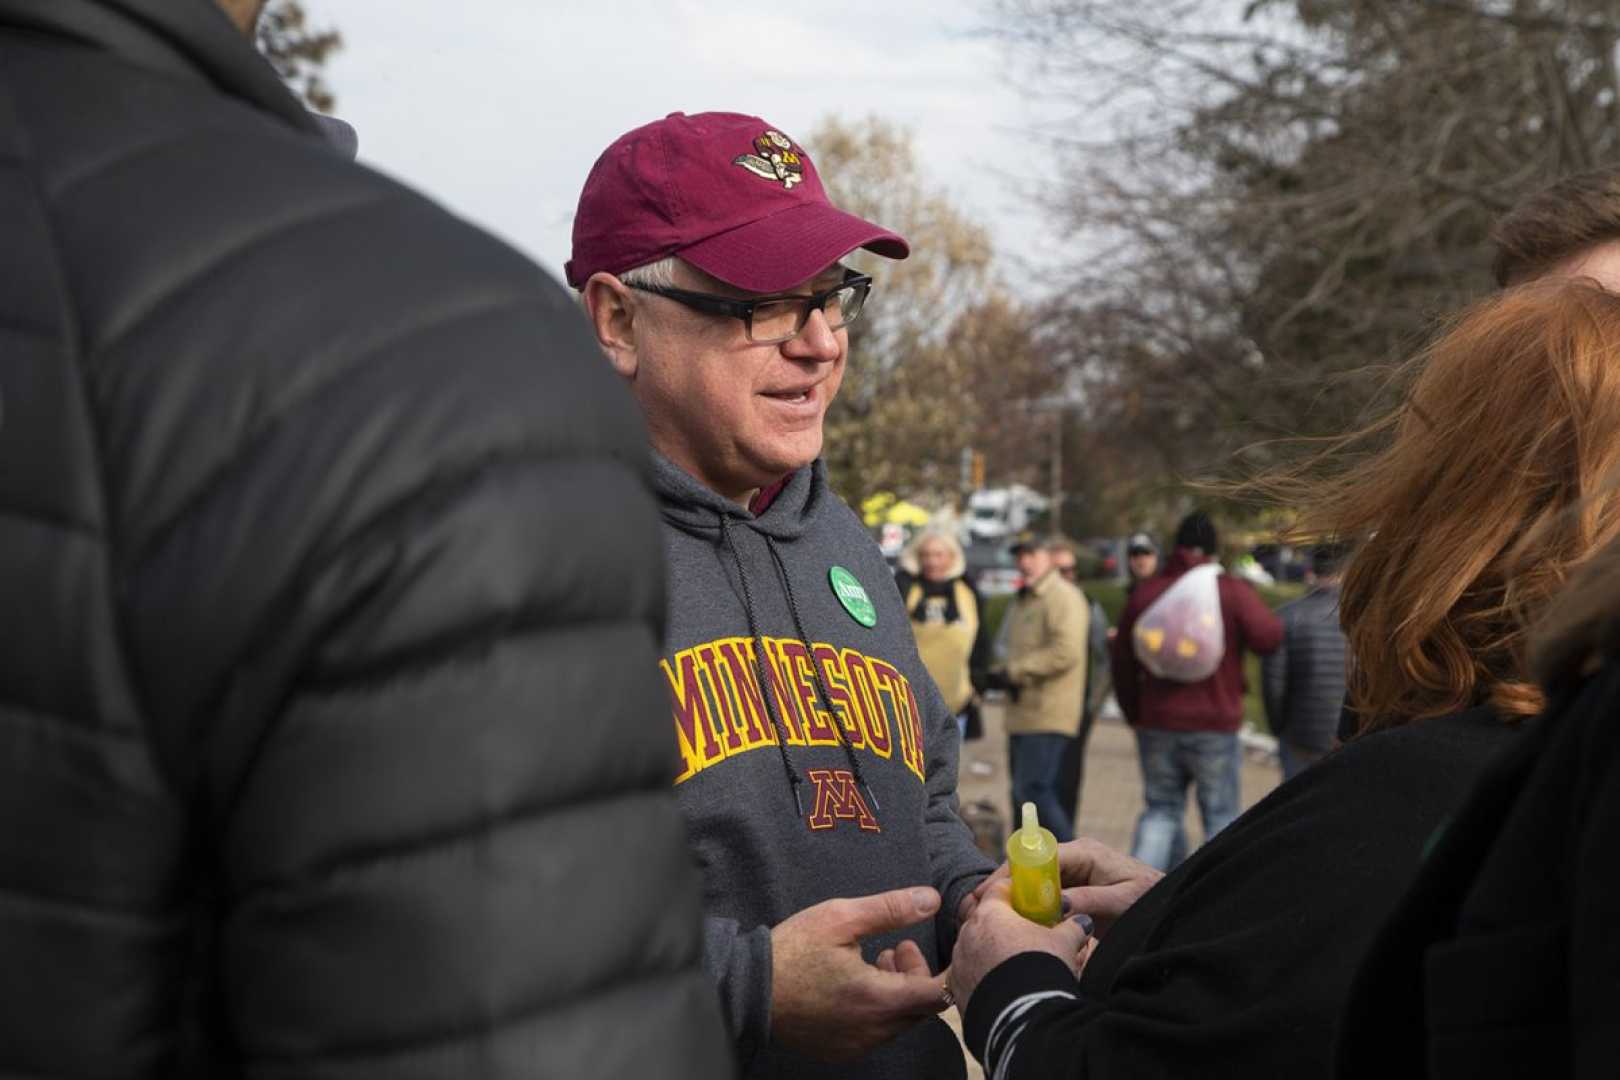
[650,450,828,542]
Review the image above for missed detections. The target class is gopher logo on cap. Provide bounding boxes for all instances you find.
[733,130,804,190]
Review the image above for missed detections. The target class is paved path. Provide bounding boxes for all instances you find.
[942,700,1282,1077]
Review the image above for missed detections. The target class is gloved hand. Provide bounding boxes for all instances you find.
[983,669,1021,702]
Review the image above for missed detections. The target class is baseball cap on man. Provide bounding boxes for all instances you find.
[565,111,910,293]
[1009,531,1057,556]
[1127,532,1158,555]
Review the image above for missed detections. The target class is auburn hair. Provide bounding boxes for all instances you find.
[1278,281,1620,734]
[1492,167,1620,286]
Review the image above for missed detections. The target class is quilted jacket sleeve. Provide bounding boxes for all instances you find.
[103,161,733,1078]
[211,476,726,1078]
[1261,604,1293,737]
[186,313,726,1076]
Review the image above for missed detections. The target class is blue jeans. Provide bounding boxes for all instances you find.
[1130,729,1241,871]
[1009,733,1075,843]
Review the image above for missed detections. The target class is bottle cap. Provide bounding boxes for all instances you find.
[1020,802,1040,850]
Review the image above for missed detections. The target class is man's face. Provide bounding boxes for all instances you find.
[1553,239,1620,291]
[1052,551,1077,581]
[1129,551,1158,580]
[624,261,848,500]
[1016,547,1053,582]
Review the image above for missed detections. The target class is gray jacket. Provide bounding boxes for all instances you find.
[1262,586,1349,752]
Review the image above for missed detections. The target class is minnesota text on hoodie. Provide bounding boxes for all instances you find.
[664,633,930,788]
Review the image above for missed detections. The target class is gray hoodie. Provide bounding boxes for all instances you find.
[653,452,994,1078]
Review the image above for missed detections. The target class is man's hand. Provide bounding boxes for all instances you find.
[981,668,1015,694]
[950,880,1092,1012]
[962,837,1163,937]
[770,887,950,1063]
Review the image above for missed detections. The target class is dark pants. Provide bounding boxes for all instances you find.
[1058,701,1099,828]
[1009,733,1076,842]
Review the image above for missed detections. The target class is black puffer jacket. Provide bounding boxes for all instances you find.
[0,2,730,1077]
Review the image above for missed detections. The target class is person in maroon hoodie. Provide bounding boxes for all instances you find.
[1110,511,1282,870]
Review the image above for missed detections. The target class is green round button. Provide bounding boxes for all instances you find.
[829,566,877,628]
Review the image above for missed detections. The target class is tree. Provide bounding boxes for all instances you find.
[806,117,1063,507]
[258,0,342,112]
[996,0,1620,509]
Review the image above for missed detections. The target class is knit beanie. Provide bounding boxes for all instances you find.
[1174,511,1218,553]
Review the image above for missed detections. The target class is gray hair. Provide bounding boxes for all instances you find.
[613,256,681,290]
[573,256,681,314]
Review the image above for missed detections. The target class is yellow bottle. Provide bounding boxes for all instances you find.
[1006,801,1063,926]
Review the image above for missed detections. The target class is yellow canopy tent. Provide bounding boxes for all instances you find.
[861,492,932,528]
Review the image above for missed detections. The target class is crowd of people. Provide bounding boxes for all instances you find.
[2,2,1616,1078]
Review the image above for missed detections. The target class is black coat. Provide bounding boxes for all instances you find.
[1336,665,1620,1079]
[963,708,1519,1078]
[0,3,729,1077]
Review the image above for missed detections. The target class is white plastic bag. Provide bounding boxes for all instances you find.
[1132,563,1226,682]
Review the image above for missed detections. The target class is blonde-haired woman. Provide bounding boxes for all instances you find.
[949,279,1620,1079]
[900,530,990,739]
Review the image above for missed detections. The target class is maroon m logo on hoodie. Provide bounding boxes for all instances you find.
[805,769,881,832]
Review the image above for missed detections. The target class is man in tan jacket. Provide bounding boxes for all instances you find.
[990,535,1090,841]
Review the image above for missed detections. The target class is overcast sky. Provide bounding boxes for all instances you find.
[312,0,1070,288]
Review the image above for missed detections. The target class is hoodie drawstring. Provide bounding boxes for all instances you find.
[765,537,881,814]
[719,515,808,818]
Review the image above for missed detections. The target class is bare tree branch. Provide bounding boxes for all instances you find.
[993,0,1620,519]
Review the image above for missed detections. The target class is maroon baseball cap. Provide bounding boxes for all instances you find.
[565,111,909,293]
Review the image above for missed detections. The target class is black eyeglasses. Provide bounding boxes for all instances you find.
[625,271,873,344]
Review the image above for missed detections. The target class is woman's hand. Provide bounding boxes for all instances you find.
[950,880,1093,1011]
[961,837,1163,938]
